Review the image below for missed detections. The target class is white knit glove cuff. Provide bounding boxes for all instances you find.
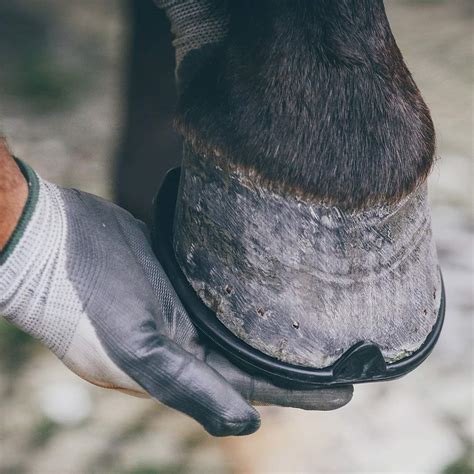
[0,161,81,359]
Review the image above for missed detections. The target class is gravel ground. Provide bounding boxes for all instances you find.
[0,1,472,473]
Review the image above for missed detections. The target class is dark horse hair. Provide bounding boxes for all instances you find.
[176,0,435,210]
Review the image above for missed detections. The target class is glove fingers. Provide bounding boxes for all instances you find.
[250,382,353,411]
[101,325,260,436]
[63,201,259,435]
[206,351,354,411]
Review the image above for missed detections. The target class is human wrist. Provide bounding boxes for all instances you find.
[0,142,29,250]
[0,161,64,339]
[0,155,40,263]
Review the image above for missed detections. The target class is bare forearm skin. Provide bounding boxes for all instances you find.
[0,138,28,250]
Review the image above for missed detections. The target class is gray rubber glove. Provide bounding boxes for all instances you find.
[0,161,352,436]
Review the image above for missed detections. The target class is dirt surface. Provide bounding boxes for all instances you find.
[0,1,472,473]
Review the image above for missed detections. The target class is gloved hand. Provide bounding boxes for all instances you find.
[0,161,352,436]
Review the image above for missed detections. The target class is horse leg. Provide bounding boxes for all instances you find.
[171,0,441,369]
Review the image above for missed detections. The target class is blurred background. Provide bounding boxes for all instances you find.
[0,0,472,472]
